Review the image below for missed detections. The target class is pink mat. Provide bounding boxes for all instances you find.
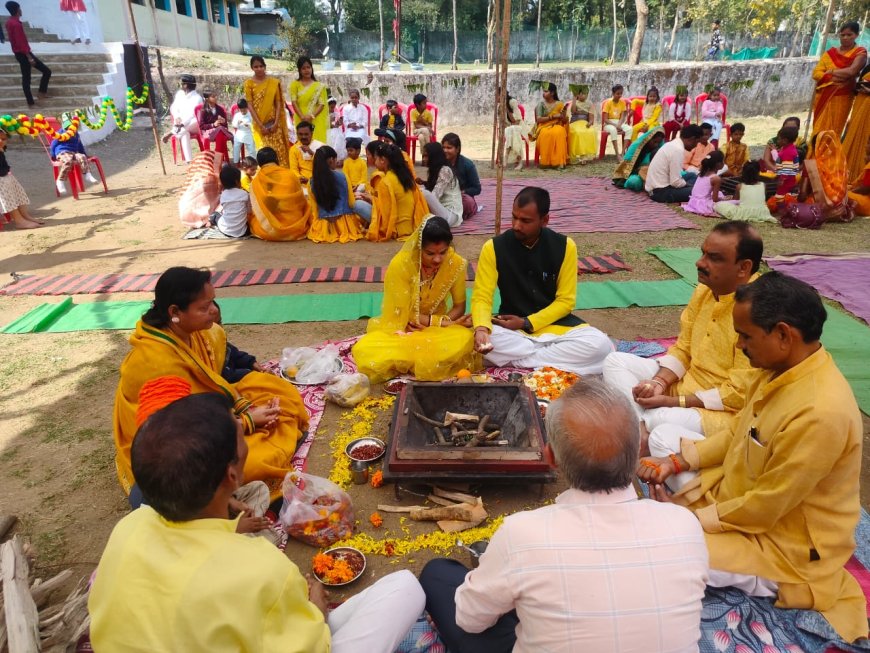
[453,178,700,234]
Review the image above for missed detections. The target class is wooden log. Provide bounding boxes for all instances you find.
[426,495,460,507]
[432,487,479,504]
[30,569,73,608]
[1,536,40,653]
[0,515,17,542]
[444,412,480,425]
[432,426,447,445]
[377,504,424,513]
[409,504,476,522]
[414,412,446,428]
[465,415,491,448]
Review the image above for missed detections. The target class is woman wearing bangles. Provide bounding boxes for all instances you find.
[352,216,479,382]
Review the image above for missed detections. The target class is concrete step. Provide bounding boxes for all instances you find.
[0,62,111,76]
[0,95,99,115]
[0,71,107,85]
[0,82,102,97]
[0,17,67,43]
[0,54,112,67]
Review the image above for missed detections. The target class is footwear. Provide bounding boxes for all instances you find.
[56,179,67,194]
[85,39,91,45]
[85,172,98,184]
[476,204,484,214]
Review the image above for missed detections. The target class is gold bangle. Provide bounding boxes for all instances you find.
[678,395,687,408]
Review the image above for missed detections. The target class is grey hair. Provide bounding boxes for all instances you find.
[545,377,639,493]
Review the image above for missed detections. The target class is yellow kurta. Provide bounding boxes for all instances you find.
[113,321,309,500]
[89,507,329,652]
[289,142,321,182]
[677,347,865,642]
[630,100,663,142]
[656,281,756,434]
[471,237,581,336]
[289,79,328,142]
[365,170,427,242]
[249,163,311,241]
[352,237,477,382]
[568,99,596,164]
[343,156,368,189]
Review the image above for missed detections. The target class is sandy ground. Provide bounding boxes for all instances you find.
[0,113,868,599]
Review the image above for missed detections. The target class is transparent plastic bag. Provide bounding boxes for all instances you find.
[279,471,355,547]
[279,345,342,384]
[325,373,371,407]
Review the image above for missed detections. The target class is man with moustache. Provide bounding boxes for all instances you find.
[637,272,866,645]
[602,221,762,465]
[471,186,613,374]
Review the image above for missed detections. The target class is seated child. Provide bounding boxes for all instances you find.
[50,114,98,195]
[231,98,256,164]
[326,97,347,161]
[0,128,42,229]
[214,301,263,383]
[568,86,596,165]
[208,165,250,238]
[410,93,434,143]
[700,87,725,146]
[342,137,368,192]
[714,160,776,223]
[766,116,807,162]
[602,84,631,160]
[240,156,258,191]
[766,126,800,207]
[681,150,726,216]
[379,99,405,132]
[719,122,749,194]
[663,87,692,141]
[307,145,365,242]
[683,123,715,174]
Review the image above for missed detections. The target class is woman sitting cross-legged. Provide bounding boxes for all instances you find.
[364,142,428,242]
[352,216,479,382]
[113,266,309,502]
[533,83,568,169]
[417,142,463,227]
[612,127,665,191]
[307,145,366,243]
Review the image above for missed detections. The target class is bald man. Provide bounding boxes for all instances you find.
[420,378,709,653]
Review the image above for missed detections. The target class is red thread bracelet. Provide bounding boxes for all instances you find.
[669,453,683,474]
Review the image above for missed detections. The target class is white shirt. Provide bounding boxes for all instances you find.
[645,137,690,193]
[170,89,203,124]
[668,100,693,123]
[231,111,253,137]
[455,486,709,653]
[217,187,250,237]
[342,103,369,138]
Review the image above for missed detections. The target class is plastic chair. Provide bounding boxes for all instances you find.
[694,92,731,145]
[377,103,409,150]
[170,104,207,164]
[598,98,629,159]
[339,102,372,137]
[45,117,108,196]
[661,95,676,141]
[405,102,439,163]
[517,103,531,168]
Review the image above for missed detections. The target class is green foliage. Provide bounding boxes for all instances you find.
[275,0,328,33]
[728,79,755,91]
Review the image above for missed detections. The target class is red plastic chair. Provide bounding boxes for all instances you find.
[339,102,372,137]
[598,98,630,159]
[376,102,409,150]
[47,117,108,195]
[170,103,207,164]
[694,92,730,145]
[517,103,531,168]
[405,102,438,163]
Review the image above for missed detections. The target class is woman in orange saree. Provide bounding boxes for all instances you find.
[244,55,291,167]
[842,63,870,183]
[114,267,309,500]
[811,22,867,139]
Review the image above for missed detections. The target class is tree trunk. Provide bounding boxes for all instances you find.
[610,0,618,63]
[817,0,836,57]
[790,3,807,58]
[657,2,664,60]
[628,0,648,65]
[451,0,458,70]
[535,0,543,67]
[378,0,385,68]
[664,3,681,60]
[486,0,495,68]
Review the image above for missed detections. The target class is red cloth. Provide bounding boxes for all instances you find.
[135,376,193,428]
[60,0,86,11]
[6,16,29,54]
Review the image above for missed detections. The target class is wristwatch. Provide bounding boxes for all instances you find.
[522,317,533,333]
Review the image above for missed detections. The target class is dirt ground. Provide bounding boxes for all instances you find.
[0,113,868,598]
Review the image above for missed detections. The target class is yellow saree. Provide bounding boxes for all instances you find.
[249,163,312,241]
[113,321,309,499]
[365,170,428,242]
[289,80,328,142]
[811,46,867,138]
[630,100,662,142]
[842,66,870,184]
[352,218,478,382]
[534,101,568,167]
[244,76,290,168]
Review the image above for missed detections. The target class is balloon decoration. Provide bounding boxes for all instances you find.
[0,85,149,141]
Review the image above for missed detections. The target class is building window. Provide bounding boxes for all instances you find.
[211,0,225,24]
[228,2,238,27]
[155,0,171,10]
[176,0,191,16]
[194,0,207,20]
[131,0,145,5]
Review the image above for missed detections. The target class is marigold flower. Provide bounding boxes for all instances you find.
[370,470,384,488]
[369,512,383,528]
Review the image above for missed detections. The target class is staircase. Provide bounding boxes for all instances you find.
[0,17,113,118]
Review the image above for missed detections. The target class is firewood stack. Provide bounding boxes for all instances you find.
[0,518,90,653]
[378,486,488,533]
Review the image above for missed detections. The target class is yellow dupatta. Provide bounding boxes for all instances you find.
[290,79,328,142]
[249,163,312,241]
[113,320,308,499]
[244,75,290,167]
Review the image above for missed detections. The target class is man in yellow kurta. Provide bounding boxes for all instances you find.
[471,186,613,374]
[288,120,323,186]
[602,221,762,462]
[638,272,866,644]
[249,147,311,241]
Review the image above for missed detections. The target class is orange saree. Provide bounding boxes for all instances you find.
[811,46,867,138]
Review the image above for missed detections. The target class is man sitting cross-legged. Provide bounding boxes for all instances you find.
[420,378,709,653]
[645,124,702,203]
[289,120,324,187]
[471,186,613,374]
[88,392,425,652]
[603,221,762,468]
[637,272,866,644]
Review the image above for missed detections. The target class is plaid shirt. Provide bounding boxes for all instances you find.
[710,28,723,51]
[455,486,710,653]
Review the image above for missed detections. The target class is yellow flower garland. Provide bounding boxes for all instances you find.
[340,516,505,557]
[328,395,395,489]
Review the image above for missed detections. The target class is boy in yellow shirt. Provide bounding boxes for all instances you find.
[342,137,367,192]
[410,93,434,143]
[602,84,631,160]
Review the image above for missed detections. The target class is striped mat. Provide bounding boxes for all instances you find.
[0,254,629,296]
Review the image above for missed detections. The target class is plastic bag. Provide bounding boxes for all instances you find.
[280,344,342,384]
[279,471,355,547]
[326,373,371,407]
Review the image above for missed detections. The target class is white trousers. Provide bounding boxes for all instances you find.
[175,117,200,161]
[328,570,425,653]
[421,188,462,227]
[486,324,614,375]
[603,119,631,142]
[602,352,704,431]
[708,569,779,598]
[233,133,256,163]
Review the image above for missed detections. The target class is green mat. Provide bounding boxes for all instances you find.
[1,279,696,335]
[649,246,870,414]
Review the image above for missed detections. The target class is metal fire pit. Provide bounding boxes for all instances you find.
[382,382,556,486]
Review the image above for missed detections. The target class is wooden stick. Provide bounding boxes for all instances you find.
[432,426,447,445]
[426,494,459,506]
[2,536,40,653]
[493,0,511,234]
[30,569,73,608]
[414,411,446,427]
[466,414,490,447]
[484,429,502,440]
[377,504,424,512]
[433,487,480,503]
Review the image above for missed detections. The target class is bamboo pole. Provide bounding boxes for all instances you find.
[493,0,511,235]
[125,0,167,176]
[489,0,502,167]
[804,0,837,142]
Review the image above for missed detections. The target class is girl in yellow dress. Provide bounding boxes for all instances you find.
[307,146,365,243]
[568,85,596,165]
[629,86,663,145]
[244,56,291,168]
[534,83,568,169]
[352,216,478,382]
[289,56,328,143]
[365,142,428,242]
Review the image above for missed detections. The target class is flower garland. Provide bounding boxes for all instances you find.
[76,85,151,133]
[328,395,395,489]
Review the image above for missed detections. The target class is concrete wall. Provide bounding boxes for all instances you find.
[191,57,818,127]
[8,0,103,43]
